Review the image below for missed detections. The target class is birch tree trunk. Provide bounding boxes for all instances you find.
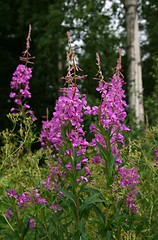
[122,0,144,124]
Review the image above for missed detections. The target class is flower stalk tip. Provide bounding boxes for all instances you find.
[20,24,35,64]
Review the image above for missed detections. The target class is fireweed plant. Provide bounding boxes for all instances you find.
[10,25,35,120]
[8,25,36,155]
[0,29,142,240]
[0,26,41,239]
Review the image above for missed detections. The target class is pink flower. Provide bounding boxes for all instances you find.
[7,189,18,199]
[5,209,12,220]
[76,163,81,170]
[29,218,35,229]
[9,92,16,98]
[80,176,88,182]
[40,86,90,183]
[65,162,72,172]
[9,64,36,121]
[50,204,61,212]
[92,155,101,164]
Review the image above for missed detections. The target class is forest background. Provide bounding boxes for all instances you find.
[0,0,158,133]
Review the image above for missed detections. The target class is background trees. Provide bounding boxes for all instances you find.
[0,0,68,130]
[0,0,157,131]
[141,0,158,125]
[122,0,144,124]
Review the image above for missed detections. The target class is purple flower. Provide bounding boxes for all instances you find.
[84,165,91,176]
[50,204,61,212]
[33,189,40,198]
[65,162,72,172]
[80,176,88,182]
[37,197,47,204]
[7,189,18,199]
[88,70,130,170]
[10,108,16,113]
[24,104,30,109]
[76,163,81,170]
[84,106,92,115]
[91,106,98,115]
[116,157,122,165]
[26,110,37,121]
[95,74,129,150]
[29,218,35,229]
[9,92,16,98]
[119,167,140,213]
[14,99,22,105]
[40,86,88,154]
[17,193,30,208]
[126,192,138,213]
[11,64,32,90]
[92,155,101,164]
[40,86,90,184]
[10,65,32,101]
[119,167,140,187]
[5,209,12,220]
[8,188,48,209]
[30,189,47,205]
[81,157,88,164]
[9,64,36,120]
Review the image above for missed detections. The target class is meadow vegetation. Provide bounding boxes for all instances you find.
[0,27,158,240]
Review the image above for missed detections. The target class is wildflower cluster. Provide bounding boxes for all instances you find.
[40,33,91,185]
[1,29,143,240]
[6,188,48,229]
[42,163,65,209]
[40,45,140,214]
[10,65,33,112]
[40,87,88,154]
[84,53,140,212]
[119,167,140,213]
[9,25,36,121]
[89,53,129,164]
[7,188,47,209]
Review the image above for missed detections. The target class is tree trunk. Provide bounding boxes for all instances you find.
[122,0,144,124]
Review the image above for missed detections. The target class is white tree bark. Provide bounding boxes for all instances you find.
[122,0,144,124]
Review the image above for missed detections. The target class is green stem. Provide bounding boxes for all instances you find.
[75,190,79,224]
[13,204,24,239]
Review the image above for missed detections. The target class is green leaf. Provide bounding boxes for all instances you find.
[79,192,104,217]
[60,189,77,217]
[91,204,105,225]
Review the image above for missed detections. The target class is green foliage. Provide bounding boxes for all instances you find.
[122,126,158,239]
[142,0,158,97]
[0,110,138,240]
[0,112,42,193]
[144,58,158,126]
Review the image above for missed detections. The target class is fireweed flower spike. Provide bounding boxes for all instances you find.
[40,32,90,186]
[119,166,140,213]
[87,52,129,166]
[20,25,35,65]
[93,50,130,156]
[9,25,36,121]
[89,51,140,212]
